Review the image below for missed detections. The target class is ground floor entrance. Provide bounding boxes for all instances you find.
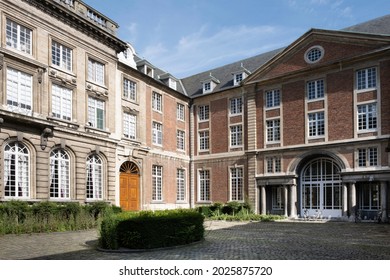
[119,161,140,211]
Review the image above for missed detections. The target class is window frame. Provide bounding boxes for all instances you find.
[87,58,105,85]
[230,97,243,115]
[51,40,73,72]
[86,154,103,200]
[152,121,163,146]
[198,169,210,202]
[152,165,163,201]
[356,67,377,91]
[177,129,185,151]
[6,67,33,116]
[308,111,325,138]
[265,89,280,108]
[266,119,281,143]
[230,125,243,147]
[177,103,185,121]
[152,91,162,112]
[230,167,244,202]
[50,149,70,199]
[176,168,186,202]
[357,147,378,167]
[198,105,210,122]
[51,83,72,121]
[198,130,210,151]
[87,96,105,130]
[6,18,33,55]
[357,103,377,132]
[123,78,137,102]
[307,79,325,100]
[123,112,137,140]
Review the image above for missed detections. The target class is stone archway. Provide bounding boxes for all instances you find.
[119,161,140,211]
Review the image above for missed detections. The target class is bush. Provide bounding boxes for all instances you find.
[0,201,121,235]
[99,209,205,250]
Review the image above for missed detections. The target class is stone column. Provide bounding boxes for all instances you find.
[380,181,388,222]
[342,183,348,217]
[349,183,356,218]
[260,185,266,215]
[289,184,297,218]
[283,185,288,217]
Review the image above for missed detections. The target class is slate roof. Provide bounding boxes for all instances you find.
[131,14,390,98]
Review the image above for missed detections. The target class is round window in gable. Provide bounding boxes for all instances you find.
[305,46,324,64]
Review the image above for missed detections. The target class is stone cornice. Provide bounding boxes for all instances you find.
[21,0,127,53]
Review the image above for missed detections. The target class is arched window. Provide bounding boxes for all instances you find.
[50,149,70,199]
[4,142,30,198]
[86,154,103,199]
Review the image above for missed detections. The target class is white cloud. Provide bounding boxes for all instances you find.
[140,24,301,78]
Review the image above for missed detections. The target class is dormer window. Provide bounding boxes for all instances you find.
[234,73,243,85]
[201,74,220,94]
[118,43,137,69]
[203,82,211,93]
[144,65,153,77]
[232,64,251,86]
[169,78,177,90]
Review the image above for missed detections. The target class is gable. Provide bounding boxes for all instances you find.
[246,29,390,84]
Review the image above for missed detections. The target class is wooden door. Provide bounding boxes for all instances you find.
[120,173,139,211]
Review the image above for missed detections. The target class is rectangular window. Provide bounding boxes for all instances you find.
[123,78,137,101]
[152,122,163,145]
[177,103,185,121]
[88,58,104,85]
[308,112,325,137]
[52,41,72,71]
[87,9,106,26]
[266,89,280,108]
[230,97,243,115]
[176,169,186,201]
[198,105,209,121]
[198,170,210,201]
[307,79,324,100]
[234,73,243,85]
[52,84,72,121]
[123,113,137,140]
[203,82,211,92]
[356,67,377,90]
[230,167,243,201]
[358,147,378,167]
[6,67,32,115]
[199,130,210,151]
[266,119,281,142]
[88,97,105,129]
[6,19,32,54]
[152,92,162,112]
[230,125,243,147]
[177,130,185,151]
[358,103,377,131]
[152,165,162,201]
[266,157,282,173]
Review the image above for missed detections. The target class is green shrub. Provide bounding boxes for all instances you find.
[99,209,205,250]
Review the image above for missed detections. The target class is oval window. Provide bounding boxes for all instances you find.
[305,46,324,64]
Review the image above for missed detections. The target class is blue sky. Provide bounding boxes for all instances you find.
[83,0,389,78]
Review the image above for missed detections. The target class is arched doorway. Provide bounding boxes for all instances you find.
[120,161,140,211]
[300,158,342,218]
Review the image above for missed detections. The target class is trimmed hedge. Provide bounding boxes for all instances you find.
[99,209,205,250]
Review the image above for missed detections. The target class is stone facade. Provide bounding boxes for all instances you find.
[0,0,389,221]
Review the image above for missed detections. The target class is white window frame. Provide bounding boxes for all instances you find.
[176,169,186,202]
[234,73,243,86]
[6,67,33,115]
[266,157,282,173]
[123,112,137,140]
[357,103,377,132]
[230,125,243,147]
[230,97,243,115]
[266,89,280,108]
[152,165,163,201]
[4,142,30,198]
[152,92,162,112]
[88,97,105,130]
[198,105,209,121]
[177,130,185,151]
[307,79,324,100]
[199,130,210,151]
[50,149,70,199]
[51,84,72,121]
[308,111,325,138]
[266,119,281,143]
[51,40,72,72]
[356,67,377,91]
[358,147,378,167]
[203,82,211,93]
[198,169,210,202]
[88,58,105,85]
[123,78,137,102]
[152,122,163,146]
[177,103,185,121]
[86,154,103,200]
[230,167,244,201]
[6,18,32,55]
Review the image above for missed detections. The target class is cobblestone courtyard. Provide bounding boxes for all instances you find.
[0,220,389,260]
